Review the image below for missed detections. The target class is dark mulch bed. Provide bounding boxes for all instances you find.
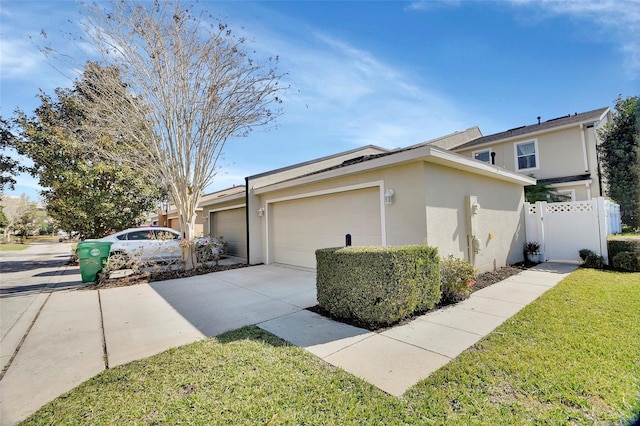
[307,263,534,331]
[84,262,250,290]
[471,263,530,292]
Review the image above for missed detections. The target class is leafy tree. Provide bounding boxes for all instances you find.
[0,194,39,243]
[598,96,640,229]
[54,0,286,268]
[0,117,20,193]
[11,70,160,239]
[0,206,8,229]
[524,175,571,203]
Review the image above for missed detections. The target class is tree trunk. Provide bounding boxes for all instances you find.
[174,187,200,270]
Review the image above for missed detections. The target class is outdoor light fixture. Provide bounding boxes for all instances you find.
[472,202,481,215]
[258,207,265,217]
[384,189,394,205]
[161,200,170,226]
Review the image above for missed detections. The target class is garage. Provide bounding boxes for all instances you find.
[269,187,382,268]
[210,207,247,258]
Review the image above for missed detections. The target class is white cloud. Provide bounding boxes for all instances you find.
[405,1,462,12]
[257,29,468,149]
[0,38,43,78]
[512,0,640,78]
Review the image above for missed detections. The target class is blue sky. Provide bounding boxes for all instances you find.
[1,0,639,202]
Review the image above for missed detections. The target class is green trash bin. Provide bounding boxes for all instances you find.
[77,241,113,283]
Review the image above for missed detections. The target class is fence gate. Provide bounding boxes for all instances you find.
[524,198,621,264]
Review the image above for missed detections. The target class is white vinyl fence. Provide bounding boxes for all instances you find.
[524,198,622,264]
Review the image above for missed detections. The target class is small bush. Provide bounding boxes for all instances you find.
[612,251,640,272]
[316,245,440,328]
[440,256,477,304]
[579,248,592,261]
[583,252,605,269]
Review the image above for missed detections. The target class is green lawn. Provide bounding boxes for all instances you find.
[0,244,30,252]
[23,269,640,425]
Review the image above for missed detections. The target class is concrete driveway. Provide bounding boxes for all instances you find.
[0,244,316,425]
[1,244,577,424]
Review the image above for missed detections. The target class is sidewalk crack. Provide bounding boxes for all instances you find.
[98,290,109,370]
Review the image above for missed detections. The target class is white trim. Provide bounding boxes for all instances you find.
[264,181,386,265]
[549,179,592,189]
[208,203,245,213]
[514,139,540,172]
[472,148,492,163]
[580,124,589,172]
[252,145,534,195]
[452,108,611,152]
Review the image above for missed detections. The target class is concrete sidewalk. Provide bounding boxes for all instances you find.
[0,262,317,426]
[1,260,576,424]
[259,262,578,396]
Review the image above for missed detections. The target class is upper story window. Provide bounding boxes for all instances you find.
[514,140,539,171]
[473,149,491,163]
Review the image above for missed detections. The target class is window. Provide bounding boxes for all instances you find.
[515,140,539,171]
[127,230,154,240]
[554,189,575,202]
[473,149,491,163]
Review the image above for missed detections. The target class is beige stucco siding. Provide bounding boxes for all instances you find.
[456,124,607,202]
[249,161,429,265]
[250,159,526,272]
[459,128,588,179]
[424,163,526,271]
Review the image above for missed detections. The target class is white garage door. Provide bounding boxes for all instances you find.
[210,208,247,258]
[270,187,382,268]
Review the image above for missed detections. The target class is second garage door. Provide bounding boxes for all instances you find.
[210,207,247,258]
[270,187,382,268]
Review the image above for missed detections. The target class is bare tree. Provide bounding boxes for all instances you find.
[60,1,285,268]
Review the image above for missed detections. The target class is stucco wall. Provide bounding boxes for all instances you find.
[424,163,526,272]
[249,162,428,265]
[458,127,589,180]
[456,124,610,202]
[249,159,526,272]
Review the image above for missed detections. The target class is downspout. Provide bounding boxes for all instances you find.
[245,176,250,265]
[580,124,589,172]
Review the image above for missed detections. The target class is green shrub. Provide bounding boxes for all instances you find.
[612,251,640,272]
[440,256,477,304]
[316,245,440,328]
[583,252,605,269]
[608,238,640,260]
[578,248,592,261]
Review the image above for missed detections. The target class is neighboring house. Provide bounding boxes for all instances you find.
[451,107,611,202]
[197,128,533,273]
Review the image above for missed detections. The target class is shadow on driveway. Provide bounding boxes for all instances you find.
[0,259,71,274]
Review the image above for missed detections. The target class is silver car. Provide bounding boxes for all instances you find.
[90,227,183,266]
[89,227,225,268]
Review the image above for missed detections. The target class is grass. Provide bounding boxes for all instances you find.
[22,269,640,425]
[0,244,30,252]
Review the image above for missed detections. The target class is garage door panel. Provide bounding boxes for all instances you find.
[270,188,382,268]
[211,208,247,258]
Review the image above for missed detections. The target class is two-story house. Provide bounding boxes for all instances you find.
[450,107,611,201]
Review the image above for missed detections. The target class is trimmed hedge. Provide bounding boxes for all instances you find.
[316,245,440,328]
[608,238,640,272]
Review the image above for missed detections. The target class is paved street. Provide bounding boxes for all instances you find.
[0,242,80,372]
